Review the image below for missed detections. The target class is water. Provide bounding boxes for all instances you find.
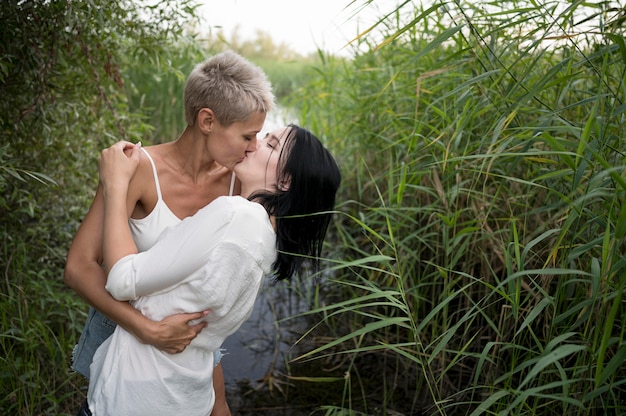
[261,106,296,135]
[220,278,311,386]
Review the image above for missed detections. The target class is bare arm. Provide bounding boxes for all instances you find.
[99,141,141,271]
[64,183,148,338]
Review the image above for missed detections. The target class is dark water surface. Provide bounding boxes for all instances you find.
[220,278,319,415]
[221,279,311,386]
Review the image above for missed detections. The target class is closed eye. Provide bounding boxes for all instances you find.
[266,134,280,149]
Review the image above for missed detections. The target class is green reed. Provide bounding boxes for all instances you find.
[282,0,626,414]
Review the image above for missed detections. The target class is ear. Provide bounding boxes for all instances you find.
[197,108,215,133]
[277,177,291,192]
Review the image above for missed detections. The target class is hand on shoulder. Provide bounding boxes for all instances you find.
[99,140,142,192]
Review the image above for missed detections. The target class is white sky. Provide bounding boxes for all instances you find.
[196,0,400,56]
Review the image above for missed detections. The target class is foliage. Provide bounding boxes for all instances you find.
[0,0,198,413]
[281,0,626,414]
[204,27,327,103]
[122,28,323,144]
[122,35,209,144]
[4,0,626,414]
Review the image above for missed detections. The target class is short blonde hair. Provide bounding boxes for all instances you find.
[184,51,275,127]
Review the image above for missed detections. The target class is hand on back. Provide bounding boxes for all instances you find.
[140,310,209,354]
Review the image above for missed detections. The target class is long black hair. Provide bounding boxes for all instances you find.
[251,124,341,280]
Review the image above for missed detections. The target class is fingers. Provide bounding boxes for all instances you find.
[189,321,208,335]
[171,334,197,354]
[127,141,142,162]
[98,140,142,186]
[175,311,208,353]
[161,335,195,354]
[188,311,209,336]
[100,142,134,161]
[150,310,209,354]
[131,141,142,156]
[111,140,141,159]
[185,310,210,323]
[102,140,140,156]
[178,337,194,353]
[111,140,136,150]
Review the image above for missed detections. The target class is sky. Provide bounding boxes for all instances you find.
[196,0,400,56]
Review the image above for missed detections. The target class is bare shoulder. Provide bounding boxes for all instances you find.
[139,142,171,162]
[127,145,157,202]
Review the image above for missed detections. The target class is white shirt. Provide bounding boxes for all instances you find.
[87,196,276,416]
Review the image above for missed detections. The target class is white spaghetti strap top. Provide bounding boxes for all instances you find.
[146,148,164,200]
[229,171,236,196]
[128,148,182,252]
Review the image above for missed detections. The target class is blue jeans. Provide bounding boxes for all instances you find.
[72,307,223,378]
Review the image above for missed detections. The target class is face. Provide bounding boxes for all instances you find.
[234,126,290,195]
[206,111,266,170]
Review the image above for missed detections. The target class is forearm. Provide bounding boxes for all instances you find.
[67,254,209,353]
[64,186,134,327]
[64,259,153,341]
[102,185,138,273]
[98,141,141,272]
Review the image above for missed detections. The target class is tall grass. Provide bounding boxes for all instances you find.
[282,0,626,414]
[1,236,87,415]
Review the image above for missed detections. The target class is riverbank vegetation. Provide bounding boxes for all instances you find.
[1,0,625,414]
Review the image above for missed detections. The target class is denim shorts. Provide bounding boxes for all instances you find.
[72,308,115,378]
[72,307,223,378]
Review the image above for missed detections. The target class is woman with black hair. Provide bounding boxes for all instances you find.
[82,124,341,415]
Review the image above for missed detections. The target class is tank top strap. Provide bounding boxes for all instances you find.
[141,147,163,200]
[229,171,236,196]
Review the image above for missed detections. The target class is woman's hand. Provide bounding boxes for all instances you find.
[138,310,209,354]
[98,140,142,194]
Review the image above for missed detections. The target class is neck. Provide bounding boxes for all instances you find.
[239,186,253,199]
[239,184,273,200]
[169,127,220,179]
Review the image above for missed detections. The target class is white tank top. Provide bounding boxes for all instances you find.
[128,148,236,252]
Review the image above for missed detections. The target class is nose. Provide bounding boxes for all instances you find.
[246,136,258,152]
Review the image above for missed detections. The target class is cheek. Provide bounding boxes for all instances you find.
[225,136,248,153]
[235,141,249,153]
[267,158,280,181]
